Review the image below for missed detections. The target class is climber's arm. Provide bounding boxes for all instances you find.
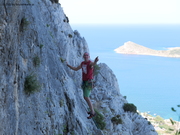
[67,63,81,71]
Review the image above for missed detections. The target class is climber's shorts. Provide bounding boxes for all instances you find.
[81,80,94,97]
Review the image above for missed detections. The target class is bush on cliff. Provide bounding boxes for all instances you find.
[24,73,41,94]
[111,115,123,125]
[93,109,106,130]
[123,103,137,113]
[33,56,40,67]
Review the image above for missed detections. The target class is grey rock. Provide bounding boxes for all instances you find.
[0,0,157,135]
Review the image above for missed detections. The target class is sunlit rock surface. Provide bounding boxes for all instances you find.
[0,0,157,135]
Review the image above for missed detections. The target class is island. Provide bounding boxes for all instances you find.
[114,41,180,58]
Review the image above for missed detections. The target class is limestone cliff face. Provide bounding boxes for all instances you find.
[0,0,157,135]
[92,64,157,135]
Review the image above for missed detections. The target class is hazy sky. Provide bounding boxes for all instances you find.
[59,0,180,24]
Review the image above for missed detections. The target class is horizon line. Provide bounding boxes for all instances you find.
[70,23,180,25]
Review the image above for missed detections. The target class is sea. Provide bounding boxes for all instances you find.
[71,24,180,121]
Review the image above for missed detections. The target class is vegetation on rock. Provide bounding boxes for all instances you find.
[123,103,137,113]
[170,105,180,135]
[111,115,123,125]
[33,56,41,67]
[24,73,41,94]
[93,109,106,130]
[20,17,30,32]
[140,112,180,135]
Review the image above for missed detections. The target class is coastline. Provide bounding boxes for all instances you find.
[140,112,180,135]
[114,41,180,58]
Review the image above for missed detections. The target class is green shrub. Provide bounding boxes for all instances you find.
[59,100,64,107]
[170,105,180,135]
[123,103,137,113]
[39,44,44,49]
[64,14,69,23]
[175,131,180,135]
[111,115,123,125]
[50,0,59,3]
[20,17,30,32]
[93,109,106,130]
[33,56,40,67]
[24,73,41,94]
[63,125,67,134]
[60,58,66,63]
[168,128,174,131]
[68,34,72,38]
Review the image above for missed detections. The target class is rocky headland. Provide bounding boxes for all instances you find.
[114,41,180,58]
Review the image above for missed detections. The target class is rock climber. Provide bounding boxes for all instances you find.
[66,52,99,119]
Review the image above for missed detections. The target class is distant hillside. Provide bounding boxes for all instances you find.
[140,112,180,135]
[114,41,180,58]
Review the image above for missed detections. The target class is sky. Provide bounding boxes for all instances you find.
[59,0,180,24]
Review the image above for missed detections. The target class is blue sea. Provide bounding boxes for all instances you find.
[71,24,180,121]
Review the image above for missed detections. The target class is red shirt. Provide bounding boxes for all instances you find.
[81,60,93,81]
